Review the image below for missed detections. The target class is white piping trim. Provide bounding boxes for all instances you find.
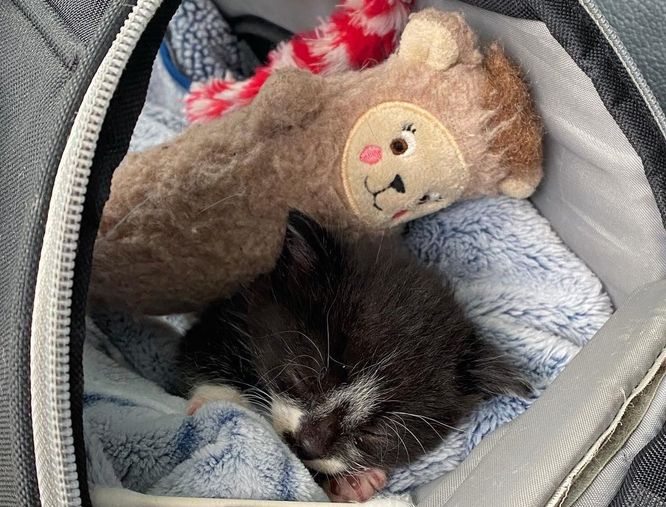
[545,345,666,507]
[90,486,414,507]
[29,1,163,505]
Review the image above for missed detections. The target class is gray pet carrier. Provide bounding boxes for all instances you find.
[3,0,666,506]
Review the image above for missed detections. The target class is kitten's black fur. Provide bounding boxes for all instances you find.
[178,210,528,474]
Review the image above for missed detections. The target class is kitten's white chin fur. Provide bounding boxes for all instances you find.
[303,456,348,474]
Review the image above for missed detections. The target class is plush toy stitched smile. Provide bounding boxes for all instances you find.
[91,9,543,315]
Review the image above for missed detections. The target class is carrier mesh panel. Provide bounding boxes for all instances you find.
[0,1,136,504]
[611,421,666,507]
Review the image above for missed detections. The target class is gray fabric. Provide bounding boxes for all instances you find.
[595,0,666,112]
[561,370,665,506]
[213,0,335,33]
[414,279,666,507]
[48,0,119,44]
[0,5,73,503]
[573,375,666,506]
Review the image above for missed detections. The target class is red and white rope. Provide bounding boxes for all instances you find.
[185,0,413,123]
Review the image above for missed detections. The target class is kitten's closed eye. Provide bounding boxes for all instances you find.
[358,427,387,447]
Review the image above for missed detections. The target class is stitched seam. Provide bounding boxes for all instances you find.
[10,0,79,70]
[578,0,666,143]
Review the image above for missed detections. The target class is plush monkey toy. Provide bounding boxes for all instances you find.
[91,9,542,315]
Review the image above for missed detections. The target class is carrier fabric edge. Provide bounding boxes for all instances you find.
[6,0,179,506]
[0,1,155,504]
[29,3,182,507]
[12,2,666,507]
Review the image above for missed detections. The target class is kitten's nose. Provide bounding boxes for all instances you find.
[389,174,406,193]
[292,414,338,460]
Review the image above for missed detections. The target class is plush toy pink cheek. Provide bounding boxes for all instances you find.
[359,144,382,165]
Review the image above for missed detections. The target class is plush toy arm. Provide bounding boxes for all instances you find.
[483,42,543,199]
[91,111,288,315]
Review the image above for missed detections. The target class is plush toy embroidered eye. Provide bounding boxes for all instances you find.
[390,138,407,155]
[390,125,416,156]
[342,102,468,228]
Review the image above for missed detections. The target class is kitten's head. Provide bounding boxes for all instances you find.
[247,211,528,476]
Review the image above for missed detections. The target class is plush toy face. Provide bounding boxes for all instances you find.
[341,101,468,228]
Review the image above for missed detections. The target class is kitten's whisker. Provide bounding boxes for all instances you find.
[288,363,321,378]
[389,411,464,433]
[218,318,251,339]
[374,230,385,267]
[259,363,293,385]
[385,418,410,464]
[270,330,325,366]
[325,293,338,370]
[391,414,427,456]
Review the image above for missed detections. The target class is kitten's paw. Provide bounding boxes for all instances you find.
[325,468,387,503]
[186,397,206,415]
[186,384,249,415]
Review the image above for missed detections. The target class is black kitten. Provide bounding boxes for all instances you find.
[177,211,528,500]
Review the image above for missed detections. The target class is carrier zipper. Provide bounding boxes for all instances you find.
[30,1,164,506]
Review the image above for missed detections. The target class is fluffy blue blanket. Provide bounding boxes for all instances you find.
[85,0,612,500]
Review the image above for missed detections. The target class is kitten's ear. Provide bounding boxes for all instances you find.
[274,210,342,281]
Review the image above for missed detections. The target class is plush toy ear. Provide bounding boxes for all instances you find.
[398,9,460,70]
[250,69,327,134]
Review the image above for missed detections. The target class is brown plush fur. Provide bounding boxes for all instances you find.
[482,42,543,196]
[90,9,543,315]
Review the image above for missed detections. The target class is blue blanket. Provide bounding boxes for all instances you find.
[85,0,613,501]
